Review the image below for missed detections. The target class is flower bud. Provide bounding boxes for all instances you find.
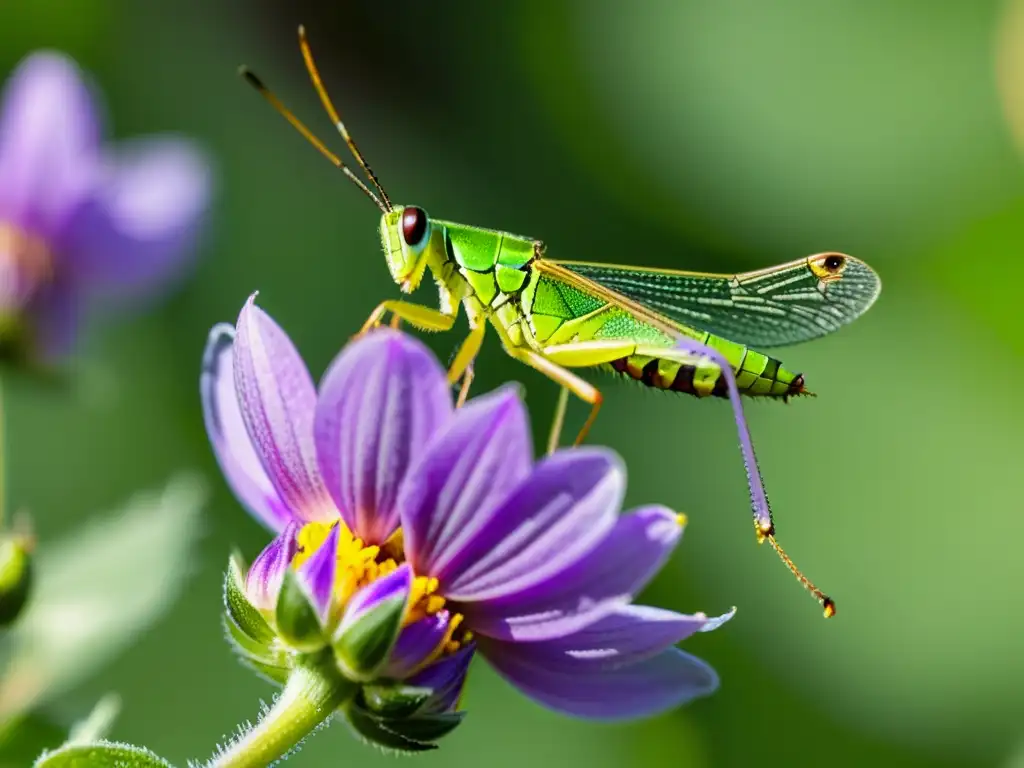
[222,551,289,684]
[0,534,32,626]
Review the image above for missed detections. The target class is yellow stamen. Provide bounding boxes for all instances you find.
[381,528,404,561]
[289,521,472,665]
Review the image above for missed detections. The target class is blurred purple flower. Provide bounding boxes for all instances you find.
[204,295,732,735]
[0,50,211,363]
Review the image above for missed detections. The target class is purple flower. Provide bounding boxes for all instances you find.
[205,295,732,743]
[0,50,210,363]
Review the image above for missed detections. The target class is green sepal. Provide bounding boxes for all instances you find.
[275,569,326,652]
[223,615,291,686]
[239,655,291,687]
[222,615,291,684]
[0,535,32,626]
[223,551,275,645]
[384,712,465,744]
[333,594,405,682]
[33,740,174,767]
[343,705,436,754]
[360,683,433,718]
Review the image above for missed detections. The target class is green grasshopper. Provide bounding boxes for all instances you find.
[240,27,881,618]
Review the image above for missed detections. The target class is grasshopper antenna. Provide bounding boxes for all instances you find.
[298,25,393,212]
[237,65,389,214]
[764,532,836,618]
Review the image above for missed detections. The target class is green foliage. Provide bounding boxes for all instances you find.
[0,476,205,725]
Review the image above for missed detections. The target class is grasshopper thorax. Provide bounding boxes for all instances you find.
[381,205,435,293]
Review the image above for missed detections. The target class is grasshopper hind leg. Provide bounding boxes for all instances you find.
[533,334,836,618]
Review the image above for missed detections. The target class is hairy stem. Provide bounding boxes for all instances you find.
[210,657,355,768]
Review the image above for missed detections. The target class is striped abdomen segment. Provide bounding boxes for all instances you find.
[608,337,805,400]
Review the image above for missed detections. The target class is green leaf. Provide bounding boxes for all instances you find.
[274,569,325,653]
[333,594,405,681]
[222,551,275,646]
[0,475,206,724]
[33,740,174,767]
[0,693,122,768]
[343,705,436,754]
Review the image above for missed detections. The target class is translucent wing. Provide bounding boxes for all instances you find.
[550,253,881,349]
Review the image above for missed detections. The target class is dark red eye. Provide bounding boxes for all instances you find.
[401,207,428,247]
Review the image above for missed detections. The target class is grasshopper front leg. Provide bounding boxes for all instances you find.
[449,324,485,408]
[359,299,484,407]
[359,300,456,335]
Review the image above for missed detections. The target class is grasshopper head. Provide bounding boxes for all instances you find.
[380,205,433,293]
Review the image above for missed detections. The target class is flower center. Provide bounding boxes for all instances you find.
[0,222,53,304]
[0,222,54,351]
[292,520,470,658]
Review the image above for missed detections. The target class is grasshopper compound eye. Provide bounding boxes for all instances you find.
[401,207,429,249]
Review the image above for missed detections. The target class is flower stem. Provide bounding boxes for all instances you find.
[211,657,355,768]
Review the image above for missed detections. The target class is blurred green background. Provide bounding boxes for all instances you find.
[3,0,1024,766]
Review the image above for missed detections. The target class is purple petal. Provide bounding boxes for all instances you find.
[233,295,333,522]
[381,610,452,680]
[246,522,299,610]
[407,644,475,714]
[483,644,718,721]
[441,449,624,600]
[296,522,340,624]
[462,506,685,641]
[481,604,734,672]
[201,323,292,532]
[315,329,452,545]
[0,51,100,236]
[400,386,533,579]
[62,137,211,300]
[336,563,412,639]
